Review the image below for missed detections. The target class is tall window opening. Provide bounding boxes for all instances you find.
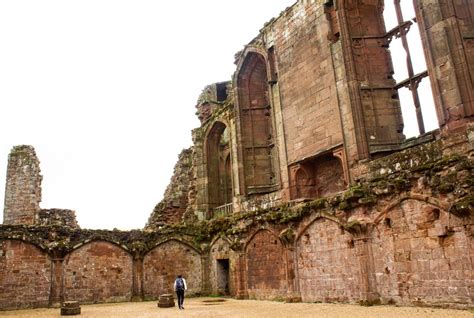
[237,52,276,194]
[207,122,233,214]
[383,1,438,137]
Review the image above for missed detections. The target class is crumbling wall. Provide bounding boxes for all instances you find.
[37,209,79,228]
[3,145,42,225]
[146,148,193,229]
[1,0,473,311]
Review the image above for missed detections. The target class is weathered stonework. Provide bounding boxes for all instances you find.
[1,0,473,311]
[3,145,42,225]
[146,148,193,228]
[0,240,51,310]
[38,209,79,229]
[63,241,133,303]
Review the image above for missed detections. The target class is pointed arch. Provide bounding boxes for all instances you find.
[235,50,277,195]
[205,121,233,213]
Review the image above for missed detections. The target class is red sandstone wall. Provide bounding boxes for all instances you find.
[63,241,133,303]
[270,2,344,164]
[0,240,51,309]
[297,218,360,303]
[372,199,474,306]
[245,230,287,300]
[143,240,202,299]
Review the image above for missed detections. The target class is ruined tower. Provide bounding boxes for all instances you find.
[3,145,42,225]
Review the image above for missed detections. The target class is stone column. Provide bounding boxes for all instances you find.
[131,256,144,301]
[200,248,211,295]
[279,228,301,302]
[230,240,248,299]
[348,222,380,304]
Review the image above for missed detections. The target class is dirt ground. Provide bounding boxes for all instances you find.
[0,298,472,318]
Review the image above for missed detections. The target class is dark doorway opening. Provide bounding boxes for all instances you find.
[216,259,230,295]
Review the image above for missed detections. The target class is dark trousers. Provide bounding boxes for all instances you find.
[176,289,185,308]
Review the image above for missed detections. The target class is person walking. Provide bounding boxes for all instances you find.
[174,275,187,309]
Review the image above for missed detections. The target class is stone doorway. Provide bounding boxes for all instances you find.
[216,259,230,295]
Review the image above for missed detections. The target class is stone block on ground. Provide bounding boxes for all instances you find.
[158,294,175,308]
[61,301,81,315]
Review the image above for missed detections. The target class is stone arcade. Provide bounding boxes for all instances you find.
[1,0,473,311]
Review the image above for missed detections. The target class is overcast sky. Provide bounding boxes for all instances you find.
[0,0,297,230]
[0,0,437,230]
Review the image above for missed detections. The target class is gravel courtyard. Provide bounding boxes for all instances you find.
[0,298,472,318]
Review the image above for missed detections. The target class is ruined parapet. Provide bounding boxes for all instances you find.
[3,145,42,225]
[145,148,193,229]
[37,209,80,229]
[195,81,231,123]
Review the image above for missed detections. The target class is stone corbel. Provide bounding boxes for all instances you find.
[343,216,374,239]
[278,228,296,248]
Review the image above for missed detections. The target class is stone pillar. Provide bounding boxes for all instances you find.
[131,257,144,301]
[201,250,212,295]
[279,228,301,302]
[49,258,64,307]
[234,250,248,299]
[3,145,42,225]
[416,0,474,129]
[349,222,380,304]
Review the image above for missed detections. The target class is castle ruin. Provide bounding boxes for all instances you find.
[1,0,473,310]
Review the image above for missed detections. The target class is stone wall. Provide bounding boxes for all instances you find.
[37,209,79,228]
[0,240,51,310]
[245,229,288,300]
[268,1,345,165]
[3,145,42,225]
[0,227,205,309]
[1,0,473,311]
[297,218,360,303]
[0,127,472,309]
[143,239,202,299]
[372,199,473,306]
[146,148,193,228]
[63,241,133,304]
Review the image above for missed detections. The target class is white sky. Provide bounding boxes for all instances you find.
[0,0,296,230]
[0,0,438,230]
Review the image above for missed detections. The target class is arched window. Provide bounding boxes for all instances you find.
[236,52,276,194]
[206,122,233,211]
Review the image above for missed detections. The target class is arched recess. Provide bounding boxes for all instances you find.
[206,121,233,212]
[143,239,202,299]
[295,216,359,303]
[290,152,346,200]
[209,236,236,296]
[245,229,287,299]
[236,51,276,194]
[63,240,133,303]
[0,239,51,309]
[294,167,315,199]
[371,198,474,306]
